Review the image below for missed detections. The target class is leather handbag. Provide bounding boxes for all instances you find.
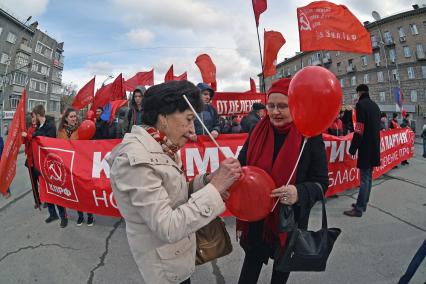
[274,195,341,272]
[195,217,233,265]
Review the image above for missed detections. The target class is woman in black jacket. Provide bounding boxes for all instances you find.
[237,78,329,284]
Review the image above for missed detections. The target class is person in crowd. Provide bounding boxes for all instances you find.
[108,80,242,284]
[344,84,381,217]
[240,103,265,133]
[236,78,329,284]
[126,86,146,133]
[399,113,412,166]
[231,116,242,133]
[0,135,11,198]
[380,112,388,130]
[57,107,94,226]
[398,239,426,284]
[342,105,354,134]
[389,113,399,129]
[93,107,109,139]
[193,83,221,138]
[422,124,426,158]
[327,115,343,136]
[22,105,68,227]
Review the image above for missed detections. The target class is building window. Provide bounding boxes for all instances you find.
[410,24,419,35]
[374,52,381,65]
[35,41,53,59]
[28,99,47,111]
[410,90,417,102]
[9,96,20,110]
[30,79,48,93]
[294,65,297,72]
[0,27,3,36]
[403,46,412,57]
[377,71,384,82]
[336,51,341,57]
[337,62,341,72]
[363,74,369,84]
[361,56,368,66]
[389,49,396,63]
[379,92,386,103]
[398,27,406,37]
[15,52,30,69]
[51,84,62,94]
[13,72,28,86]
[6,32,17,44]
[407,67,415,79]
[340,78,344,87]
[0,53,10,65]
[351,76,357,86]
[416,43,424,54]
[392,69,399,81]
[31,60,50,76]
[50,100,61,113]
[383,31,393,44]
[371,35,378,47]
[422,66,426,78]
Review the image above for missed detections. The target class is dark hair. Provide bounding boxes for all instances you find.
[32,105,45,117]
[252,103,265,111]
[392,112,398,119]
[141,81,203,126]
[96,106,103,112]
[59,107,80,130]
[356,84,369,94]
[380,112,387,118]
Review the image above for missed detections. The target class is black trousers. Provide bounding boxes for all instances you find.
[238,252,290,284]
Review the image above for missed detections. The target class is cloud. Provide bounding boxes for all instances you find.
[126,29,155,46]
[85,61,114,76]
[0,0,48,19]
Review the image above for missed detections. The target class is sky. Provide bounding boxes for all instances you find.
[1,0,424,92]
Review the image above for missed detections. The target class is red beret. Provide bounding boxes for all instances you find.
[267,78,291,97]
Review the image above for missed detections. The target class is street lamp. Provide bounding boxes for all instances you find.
[0,15,33,138]
[101,75,114,87]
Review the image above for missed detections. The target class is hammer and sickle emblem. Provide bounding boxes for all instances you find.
[48,162,62,182]
[299,12,311,31]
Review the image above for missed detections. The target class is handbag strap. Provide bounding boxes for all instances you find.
[315,182,328,230]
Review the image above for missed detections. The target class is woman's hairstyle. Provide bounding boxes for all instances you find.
[141,80,203,126]
[32,105,45,117]
[59,107,79,130]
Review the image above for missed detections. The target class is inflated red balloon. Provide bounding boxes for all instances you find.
[77,120,96,140]
[85,110,95,121]
[288,66,342,137]
[226,166,276,221]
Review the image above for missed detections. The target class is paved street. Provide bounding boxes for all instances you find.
[1,142,425,284]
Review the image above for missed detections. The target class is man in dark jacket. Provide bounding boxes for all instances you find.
[93,107,109,139]
[193,83,221,137]
[344,84,381,217]
[23,105,68,227]
[380,112,388,130]
[240,103,265,133]
[126,86,145,133]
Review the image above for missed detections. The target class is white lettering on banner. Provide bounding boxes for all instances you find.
[324,140,354,163]
[92,190,118,209]
[380,132,409,153]
[214,100,262,115]
[328,168,358,187]
[92,152,111,178]
[49,184,71,197]
[185,146,243,176]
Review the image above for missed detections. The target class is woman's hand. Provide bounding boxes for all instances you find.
[22,132,28,138]
[210,158,241,194]
[211,130,219,139]
[270,185,298,205]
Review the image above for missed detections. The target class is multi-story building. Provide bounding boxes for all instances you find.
[0,7,64,137]
[262,5,426,132]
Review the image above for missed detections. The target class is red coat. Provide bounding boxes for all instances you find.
[24,126,36,168]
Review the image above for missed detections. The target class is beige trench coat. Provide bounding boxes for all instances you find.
[108,126,225,284]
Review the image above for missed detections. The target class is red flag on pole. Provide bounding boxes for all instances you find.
[263,30,286,78]
[174,72,187,81]
[252,0,267,27]
[211,81,217,92]
[124,69,154,91]
[250,78,256,93]
[72,77,95,110]
[0,90,26,195]
[297,1,372,54]
[92,74,125,110]
[109,100,128,123]
[164,65,174,82]
[195,54,216,84]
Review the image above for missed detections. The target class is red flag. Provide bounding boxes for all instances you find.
[164,65,174,82]
[92,74,125,110]
[252,0,267,27]
[124,69,154,91]
[297,1,372,54]
[174,72,187,81]
[0,90,26,195]
[211,81,217,92]
[72,77,95,110]
[195,54,216,84]
[263,30,285,78]
[250,78,256,93]
[109,100,128,123]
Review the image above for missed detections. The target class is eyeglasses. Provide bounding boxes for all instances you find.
[266,103,288,112]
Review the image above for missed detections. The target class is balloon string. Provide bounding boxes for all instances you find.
[270,137,308,212]
[183,95,227,157]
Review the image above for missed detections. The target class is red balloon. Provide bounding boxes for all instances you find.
[86,110,95,121]
[225,166,276,221]
[288,66,342,137]
[78,120,96,140]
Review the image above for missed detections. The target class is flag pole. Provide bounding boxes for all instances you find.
[252,2,266,94]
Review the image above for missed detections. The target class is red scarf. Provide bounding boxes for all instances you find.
[142,125,180,163]
[237,116,302,250]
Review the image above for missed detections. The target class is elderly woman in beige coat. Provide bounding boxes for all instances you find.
[108,80,241,284]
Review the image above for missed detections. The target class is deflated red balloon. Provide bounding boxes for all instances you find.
[288,66,342,137]
[226,166,276,221]
[78,120,96,140]
[85,110,95,121]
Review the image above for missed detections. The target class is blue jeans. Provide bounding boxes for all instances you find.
[47,203,67,220]
[355,168,373,213]
[399,239,426,284]
[423,138,426,157]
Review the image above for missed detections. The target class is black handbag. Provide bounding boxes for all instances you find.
[274,195,341,272]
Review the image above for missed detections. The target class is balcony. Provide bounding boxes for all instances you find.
[372,42,380,50]
[399,36,406,43]
[311,59,322,66]
[18,43,32,54]
[346,65,356,73]
[384,38,395,47]
[322,57,332,65]
[53,59,64,69]
[12,85,24,93]
[416,50,426,61]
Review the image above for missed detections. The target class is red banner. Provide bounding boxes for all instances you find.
[211,92,266,116]
[32,128,414,217]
